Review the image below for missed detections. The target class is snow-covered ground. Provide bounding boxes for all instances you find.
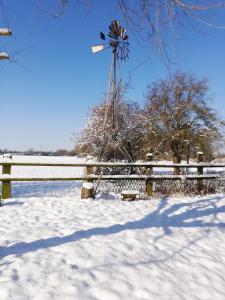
[1,156,225,300]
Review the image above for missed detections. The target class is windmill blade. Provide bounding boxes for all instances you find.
[117,47,123,60]
[124,41,130,48]
[100,32,106,40]
[120,28,125,38]
[110,20,121,36]
[111,20,118,35]
[123,47,129,59]
[109,24,114,34]
[117,44,129,61]
[114,20,121,36]
[91,44,105,53]
[108,31,118,40]
[121,28,128,39]
[109,25,118,37]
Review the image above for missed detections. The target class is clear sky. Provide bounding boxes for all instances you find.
[1,0,225,151]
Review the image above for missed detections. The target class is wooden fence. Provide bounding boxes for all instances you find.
[0,158,224,200]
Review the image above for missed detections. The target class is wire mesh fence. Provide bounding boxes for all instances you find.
[98,176,225,199]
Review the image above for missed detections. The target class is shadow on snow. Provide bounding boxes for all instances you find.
[1,195,225,259]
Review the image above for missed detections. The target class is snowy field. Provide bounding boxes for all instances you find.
[1,156,225,300]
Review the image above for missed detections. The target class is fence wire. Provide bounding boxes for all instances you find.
[98,176,225,199]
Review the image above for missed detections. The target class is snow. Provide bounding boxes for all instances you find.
[0,156,225,299]
[0,155,86,178]
[83,182,94,189]
[121,190,139,195]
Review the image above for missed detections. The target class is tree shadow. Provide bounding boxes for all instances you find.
[1,201,24,207]
[0,195,225,259]
[0,261,14,267]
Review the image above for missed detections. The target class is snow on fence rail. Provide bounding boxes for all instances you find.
[0,157,224,201]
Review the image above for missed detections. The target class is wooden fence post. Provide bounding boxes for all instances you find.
[173,155,181,175]
[81,155,94,199]
[197,151,204,193]
[2,164,11,199]
[86,155,94,183]
[146,153,154,197]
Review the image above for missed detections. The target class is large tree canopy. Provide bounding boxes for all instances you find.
[143,71,223,162]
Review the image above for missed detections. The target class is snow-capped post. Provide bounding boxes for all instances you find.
[2,163,11,199]
[81,155,95,199]
[146,153,154,197]
[197,151,204,192]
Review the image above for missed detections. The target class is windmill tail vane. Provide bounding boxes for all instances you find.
[91,44,105,53]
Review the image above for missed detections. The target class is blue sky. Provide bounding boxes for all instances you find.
[1,0,225,151]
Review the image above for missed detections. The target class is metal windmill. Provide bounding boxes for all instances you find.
[91,20,129,130]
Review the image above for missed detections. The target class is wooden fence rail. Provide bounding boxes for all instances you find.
[1,162,225,167]
[0,159,224,200]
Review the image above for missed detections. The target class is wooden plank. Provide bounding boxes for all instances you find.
[0,177,85,182]
[0,174,219,182]
[0,162,225,168]
[121,190,140,201]
[0,162,87,167]
[90,174,219,180]
[87,163,225,168]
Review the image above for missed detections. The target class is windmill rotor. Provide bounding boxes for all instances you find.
[91,20,129,61]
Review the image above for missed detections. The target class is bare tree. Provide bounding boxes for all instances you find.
[118,0,225,61]
[47,0,225,62]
